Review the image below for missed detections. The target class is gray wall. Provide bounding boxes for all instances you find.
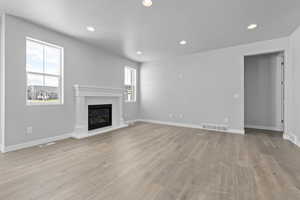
[1,13,298,147]
[4,15,139,146]
[244,53,283,130]
[140,38,289,132]
[290,26,300,139]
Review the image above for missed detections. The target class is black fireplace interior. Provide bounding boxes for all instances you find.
[88,104,112,130]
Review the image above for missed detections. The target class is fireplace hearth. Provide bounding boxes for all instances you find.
[88,104,112,130]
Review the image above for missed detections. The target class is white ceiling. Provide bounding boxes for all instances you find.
[0,0,300,62]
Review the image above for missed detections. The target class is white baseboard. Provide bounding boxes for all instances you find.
[71,124,128,139]
[228,129,245,135]
[245,125,283,132]
[284,132,300,148]
[3,133,72,153]
[2,124,130,153]
[125,119,140,125]
[137,119,245,135]
[1,119,245,153]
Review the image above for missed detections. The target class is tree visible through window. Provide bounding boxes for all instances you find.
[26,38,63,105]
[124,67,136,102]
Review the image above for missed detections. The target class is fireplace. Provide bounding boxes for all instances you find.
[88,104,112,130]
[73,85,125,139]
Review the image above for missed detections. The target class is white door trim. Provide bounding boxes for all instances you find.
[242,50,287,135]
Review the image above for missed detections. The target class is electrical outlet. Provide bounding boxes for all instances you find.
[179,114,184,119]
[169,114,173,118]
[26,126,33,135]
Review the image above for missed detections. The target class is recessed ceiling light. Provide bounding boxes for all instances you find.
[136,51,143,55]
[86,26,95,32]
[247,24,258,30]
[143,0,153,7]
[179,40,187,45]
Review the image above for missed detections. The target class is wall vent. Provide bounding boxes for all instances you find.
[202,123,228,131]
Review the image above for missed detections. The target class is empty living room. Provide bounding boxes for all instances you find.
[1,0,300,199]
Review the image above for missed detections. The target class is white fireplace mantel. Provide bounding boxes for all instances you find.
[72,84,127,139]
[74,84,123,97]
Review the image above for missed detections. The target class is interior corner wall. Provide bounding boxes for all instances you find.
[140,38,290,132]
[0,15,3,147]
[3,15,139,147]
[290,26,300,140]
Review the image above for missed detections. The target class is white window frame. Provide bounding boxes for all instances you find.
[26,37,64,106]
[124,66,137,103]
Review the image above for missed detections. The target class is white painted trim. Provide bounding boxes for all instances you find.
[228,129,245,135]
[241,55,245,136]
[242,49,289,140]
[284,132,300,148]
[0,13,6,151]
[1,119,247,153]
[71,124,128,139]
[25,37,64,106]
[125,119,140,124]
[74,84,123,97]
[3,133,72,153]
[245,125,283,132]
[2,124,129,152]
[73,84,125,139]
[74,84,123,90]
[26,36,64,49]
[137,119,245,135]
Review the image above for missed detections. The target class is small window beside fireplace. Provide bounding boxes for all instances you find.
[88,104,112,130]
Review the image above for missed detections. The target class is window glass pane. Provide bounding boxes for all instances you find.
[131,69,136,85]
[26,40,44,73]
[124,67,136,102]
[132,86,136,101]
[27,73,44,86]
[124,68,131,85]
[26,38,63,105]
[45,46,61,75]
[27,86,59,103]
[45,76,59,87]
[43,86,60,102]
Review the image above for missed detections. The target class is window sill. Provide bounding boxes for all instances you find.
[26,102,64,106]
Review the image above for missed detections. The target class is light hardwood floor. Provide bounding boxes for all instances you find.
[0,122,300,200]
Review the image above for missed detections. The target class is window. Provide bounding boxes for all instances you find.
[26,38,63,105]
[124,67,136,102]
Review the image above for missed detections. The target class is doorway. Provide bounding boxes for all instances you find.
[244,52,285,134]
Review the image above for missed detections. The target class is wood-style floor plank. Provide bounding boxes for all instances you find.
[0,123,299,200]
